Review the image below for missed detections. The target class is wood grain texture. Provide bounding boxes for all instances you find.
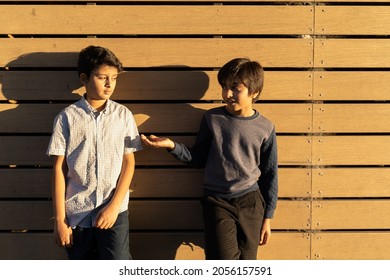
[313,104,390,133]
[312,136,390,165]
[315,6,390,35]
[313,71,390,101]
[0,232,310,260]
[312,168,390,198]
[0,103,311,133]
[1,5,313,35]
[0,135,312,166]
[0,200,309,231]
[0,71,313,101]
[314,39,390,68]
[1,38,314,68]
[312,200,390,230]
[312,232,390,260]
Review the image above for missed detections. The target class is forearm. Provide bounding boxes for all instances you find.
[109,153,135,210]
[52,156,67,223]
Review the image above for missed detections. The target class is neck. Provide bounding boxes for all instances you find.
[86,98,107,112]
[226,106,255,117]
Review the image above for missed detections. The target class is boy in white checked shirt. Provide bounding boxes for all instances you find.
[47,46,142,259]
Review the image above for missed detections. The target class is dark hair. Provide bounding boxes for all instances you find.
[78,45,123,78]
[217,58,264,102]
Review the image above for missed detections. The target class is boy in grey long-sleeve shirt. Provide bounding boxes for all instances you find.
[142,58,278,260]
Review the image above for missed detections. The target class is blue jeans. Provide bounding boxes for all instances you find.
[66,211,131,260]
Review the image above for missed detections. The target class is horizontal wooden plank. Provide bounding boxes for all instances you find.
[0,103,312,133]
[314,39,390,68]
[312,200,390,230]
[132,168,311,199]
[132,135,312,166]
[312,136,390,166]
[132,232,311,260]
[0,233,67,260]
[1,38,314,68]
[0,71,313,101]
[0,231,310,260]
[0,169,52,198]
[316,6,390,35]
[312,232,390,260]
[2,0,314,2]
[313,104,390,133]
[131,200,310,231]
[313,71,390,101]
[0,167,310,199]
[0,136,312,166]
[317,0,390,2]
[0,200,310,230]
[2,5,313,35]
[312,168,390,198]
[5,167,389,200]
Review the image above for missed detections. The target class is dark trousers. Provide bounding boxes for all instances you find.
[66,211,131,260]
[202,188,265,260]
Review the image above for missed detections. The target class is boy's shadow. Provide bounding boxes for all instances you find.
[1,53,209,259]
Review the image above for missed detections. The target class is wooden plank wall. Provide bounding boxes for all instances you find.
[0,0,389,260]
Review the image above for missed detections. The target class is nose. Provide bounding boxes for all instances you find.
[226,90,233,98]
[105,79,111,88]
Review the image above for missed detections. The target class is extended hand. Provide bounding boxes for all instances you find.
[141,134,175,150]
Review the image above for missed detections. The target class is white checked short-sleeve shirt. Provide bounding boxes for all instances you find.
[47,96,143,228]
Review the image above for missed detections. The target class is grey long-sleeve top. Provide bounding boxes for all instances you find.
[170,106,278,219]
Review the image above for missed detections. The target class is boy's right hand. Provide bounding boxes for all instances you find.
[141,134,175,150]
[54,220,73,248]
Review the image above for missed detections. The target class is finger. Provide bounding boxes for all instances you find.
[69,230,74,246]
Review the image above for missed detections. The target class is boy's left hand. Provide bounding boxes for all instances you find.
[259,218,271,246]
[95,205,119,230]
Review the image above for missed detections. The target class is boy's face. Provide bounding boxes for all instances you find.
[221,80,258,117]
[81,64,119,102]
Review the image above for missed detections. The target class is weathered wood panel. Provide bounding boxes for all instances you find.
[0,135,312,166]
[0,71,314,101]
[312,136,390,165]
[130,200,311,231]
[312,200,390,230]
[136,136,313,166]
[315,6,390,35]
[0,200,310,231]
[0,103,312,133]
[1,38,314,68]
[0,233,67,260]
[133,232,311,260]
[312,168,390,198]
[313,71,390,101]
[0,167,310,199]
[1,0,314,2]
[0,232,310,260]
[312,232,390,260]
[314,39,390,68]
[131,168,311,199]
[2,5,313,35]
[313,104,390,133]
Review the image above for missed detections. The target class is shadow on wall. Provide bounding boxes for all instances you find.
[127,67,210,260]
[1,52,210,260]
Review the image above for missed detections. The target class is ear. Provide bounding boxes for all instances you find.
[80,73,88,85]
[252,91,260,99]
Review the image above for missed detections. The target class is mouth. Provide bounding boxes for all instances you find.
[226,100,236,105]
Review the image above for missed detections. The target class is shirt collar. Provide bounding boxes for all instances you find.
[80,94,112,115]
